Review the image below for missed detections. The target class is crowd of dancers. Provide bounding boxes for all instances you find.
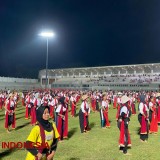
[1,89,160,157]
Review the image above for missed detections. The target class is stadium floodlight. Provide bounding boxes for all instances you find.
[39,31,55,38]
[39,30,55,89]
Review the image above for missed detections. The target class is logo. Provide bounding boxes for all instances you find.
[1,142,50,149]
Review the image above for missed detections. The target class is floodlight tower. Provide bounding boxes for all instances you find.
[39,31,55,89]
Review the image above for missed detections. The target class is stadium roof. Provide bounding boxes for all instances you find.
[39,63,160,77]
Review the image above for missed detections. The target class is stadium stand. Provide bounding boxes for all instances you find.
[0,77,40,90]
[38,63,160,91]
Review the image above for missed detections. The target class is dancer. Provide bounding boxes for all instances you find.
[4,94,16,133]
[56,97,68,141]
[26,105,59,160]
[70,93,76,117]
[116,92,122,120]
[117,95,131,155]
[79,95,91,133]
[156,93,160,124]
[138,95,149,142]
[149,96,158,134]
[100,93,110,128]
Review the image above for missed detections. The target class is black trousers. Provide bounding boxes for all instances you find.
[96,101,99,111]
[140,134,148,141]
[79,109,89,133]
[8,115,13,126]
[28,108,31,116]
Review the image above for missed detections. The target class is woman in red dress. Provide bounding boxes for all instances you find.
[0,93,3,109]
[48,97,55,119]
[79,95,91,133]
[91,93,96,112]
[138,95,149,142]
[30,95,37,126]
[117,95,131,155]
[100,93,110,128]
[116,92,122,120]
[21,92,25,106]
[25,93,32,119]
[131,94,136,115]
[70,94,76,117]
[113,94,117,109]
[156,93,160,124]
[63,95,69,138]
[149,96,158,134]
[4,94,16,133]
[56,97,68,141]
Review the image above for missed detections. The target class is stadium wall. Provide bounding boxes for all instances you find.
[51,83,160,91]
[0,77,40,90]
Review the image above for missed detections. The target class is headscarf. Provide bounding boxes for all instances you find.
[36,106,52,132]
[139,95,146,103]
[59,97,65,105]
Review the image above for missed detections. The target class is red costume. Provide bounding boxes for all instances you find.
[0,96,3,109]
[63,98,69,138]
[131,98,136,115]
[149,103,158,133]
[5,100,16,129]
[113,96,117,109]
[31,98,37,125]
[91,95,96,112]
[71,97,76,117]
[56,104,68,140]
[157,99,160,124]
[25,96,31,119]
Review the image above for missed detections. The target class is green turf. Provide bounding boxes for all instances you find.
[0,101,160,160]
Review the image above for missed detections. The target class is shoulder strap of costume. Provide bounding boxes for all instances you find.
[35,124,45,160]
[8,100,10,110]
[39,124,45,151]
[51,123,55,137]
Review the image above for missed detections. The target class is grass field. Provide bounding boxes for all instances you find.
[0,101,160,160]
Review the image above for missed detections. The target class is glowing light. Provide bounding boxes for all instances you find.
[39,31,55,38]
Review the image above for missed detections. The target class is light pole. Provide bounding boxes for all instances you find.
[39,31,55,89]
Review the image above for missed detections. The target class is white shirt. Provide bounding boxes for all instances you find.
[26,97,34,108]
[21,93,24,98]
[56,104,66,113]
[139,102,149,114]
[117,97,121,104]
[120,106,128,116]
[81,101,90,114]
[53,98,58,106]
[10,101,15,108]
[102,101,109,108]
[36,98,41,107]
[48,98,54,106]
[149,102,153,109]
[96,96,99,100]
[70,96,75,102]
[41,96,48,105]
[6,100,15,109]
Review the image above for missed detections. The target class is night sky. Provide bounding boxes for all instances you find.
[0,0,160,78]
